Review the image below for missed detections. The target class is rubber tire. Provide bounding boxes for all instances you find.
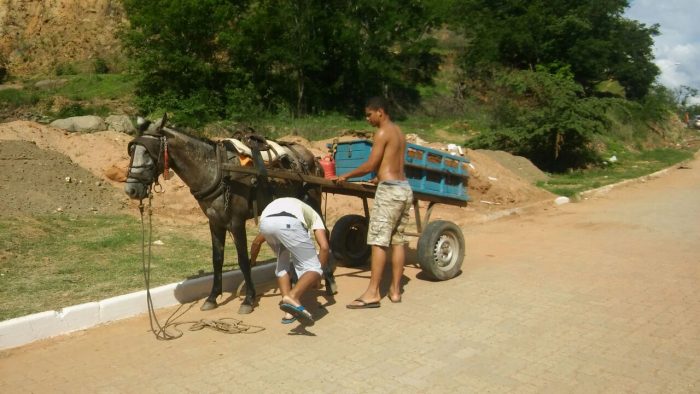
[330,214,370,267]
[417,220,465,280]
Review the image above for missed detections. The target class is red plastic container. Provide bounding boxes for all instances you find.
[318,154,336,179]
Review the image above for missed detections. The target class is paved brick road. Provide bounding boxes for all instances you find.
[1,157,699,393]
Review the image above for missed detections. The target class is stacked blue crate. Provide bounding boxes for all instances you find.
[332,140,375,181]
[331,140,470,201]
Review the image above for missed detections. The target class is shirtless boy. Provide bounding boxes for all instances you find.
[333,96,413,308]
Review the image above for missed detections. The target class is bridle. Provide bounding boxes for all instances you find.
[126,134,170,193]
[126,128,229,205]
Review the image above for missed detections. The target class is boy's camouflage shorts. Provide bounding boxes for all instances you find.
[367,181,413,247]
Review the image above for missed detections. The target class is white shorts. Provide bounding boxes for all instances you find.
[258,216,323,279]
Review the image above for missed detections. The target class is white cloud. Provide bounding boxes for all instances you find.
[626,0,700,94]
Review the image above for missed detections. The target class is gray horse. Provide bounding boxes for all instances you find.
[125,117,334,314]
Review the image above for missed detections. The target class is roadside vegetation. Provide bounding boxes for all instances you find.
[0,214,273,320]
[538,148,696,197]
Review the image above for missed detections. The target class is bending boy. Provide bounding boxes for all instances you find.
[250,197,329,325]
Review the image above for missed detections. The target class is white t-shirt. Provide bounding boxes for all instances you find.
[260,197,325,231]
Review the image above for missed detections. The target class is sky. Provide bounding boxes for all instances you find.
[625,0,700,103]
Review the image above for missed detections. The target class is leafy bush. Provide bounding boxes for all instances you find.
[224,75,263,121]
[55,63,78,76]
[0,89,40,108]
[56,103,88,118]
[637,84,676,123]
[54,102,110,118]
[93,58,110,74]
[471,69,608,171]
[0,53,7,83]
[134,89,223,130]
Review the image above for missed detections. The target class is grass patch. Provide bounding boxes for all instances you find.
[537,148,694,197]
[237,113,369,141]
[50,102,111,118]
[0,88,40,108]
[1,73,137,121]
[52,74,136,101]
[0,214,273,321]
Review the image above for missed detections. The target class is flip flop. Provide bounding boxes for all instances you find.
[279,303,315,326]
[281,316,297,324]
[346,298,381,309]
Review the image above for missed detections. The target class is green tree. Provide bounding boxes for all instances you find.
[227,0,441,116]
[606,19,659,99]
[448,0,659,99]
[121,0,442,124]
[121,0,249,125]
[473,69,608,171]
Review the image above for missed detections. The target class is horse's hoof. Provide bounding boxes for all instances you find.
[200,300,218,311]
[326,282,338,295]
[238,304,254,314]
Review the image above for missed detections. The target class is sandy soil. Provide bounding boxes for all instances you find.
[0,120,555,231]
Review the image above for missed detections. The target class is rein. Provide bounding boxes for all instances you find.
[162,137,170,180]
[137,180,264,340]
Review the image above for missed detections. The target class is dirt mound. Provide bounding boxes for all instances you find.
[0,140,126,215]
[0,121,554,225]
[465,149,553,206]
[474,149,549,183]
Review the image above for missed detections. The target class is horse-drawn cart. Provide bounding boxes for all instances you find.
[222,139,470,281]
[126,117,468,314]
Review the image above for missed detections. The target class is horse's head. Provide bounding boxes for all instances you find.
[124,116,168,201]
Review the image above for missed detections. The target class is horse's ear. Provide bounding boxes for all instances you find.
[149,113,169,134]
[155,113,168,132]
[136,116,151,134]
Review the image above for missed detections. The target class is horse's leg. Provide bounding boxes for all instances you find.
[322,228,337,296]
[304,188,336,295]
[231,222,256,314]
[323,265,338,296]
[201,223,226,311]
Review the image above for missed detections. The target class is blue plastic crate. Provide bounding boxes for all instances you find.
[332,140,376,181]
[332,140,470,201]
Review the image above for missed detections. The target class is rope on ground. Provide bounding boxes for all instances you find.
[139,192,264,341]
[171,318,265,336]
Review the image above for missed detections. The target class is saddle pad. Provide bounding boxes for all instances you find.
[223,138,288,163]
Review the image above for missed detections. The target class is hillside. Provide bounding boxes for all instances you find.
[0,0,125,76]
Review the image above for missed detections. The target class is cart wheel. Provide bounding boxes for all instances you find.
[330,214,370,267]
[417,220,465,280]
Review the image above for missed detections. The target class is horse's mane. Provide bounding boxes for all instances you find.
[147,126,217,148]
[152,123,289,150]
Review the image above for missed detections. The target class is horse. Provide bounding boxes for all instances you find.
[124,116,335,314]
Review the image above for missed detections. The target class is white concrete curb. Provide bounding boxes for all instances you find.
[0,262,277,351]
